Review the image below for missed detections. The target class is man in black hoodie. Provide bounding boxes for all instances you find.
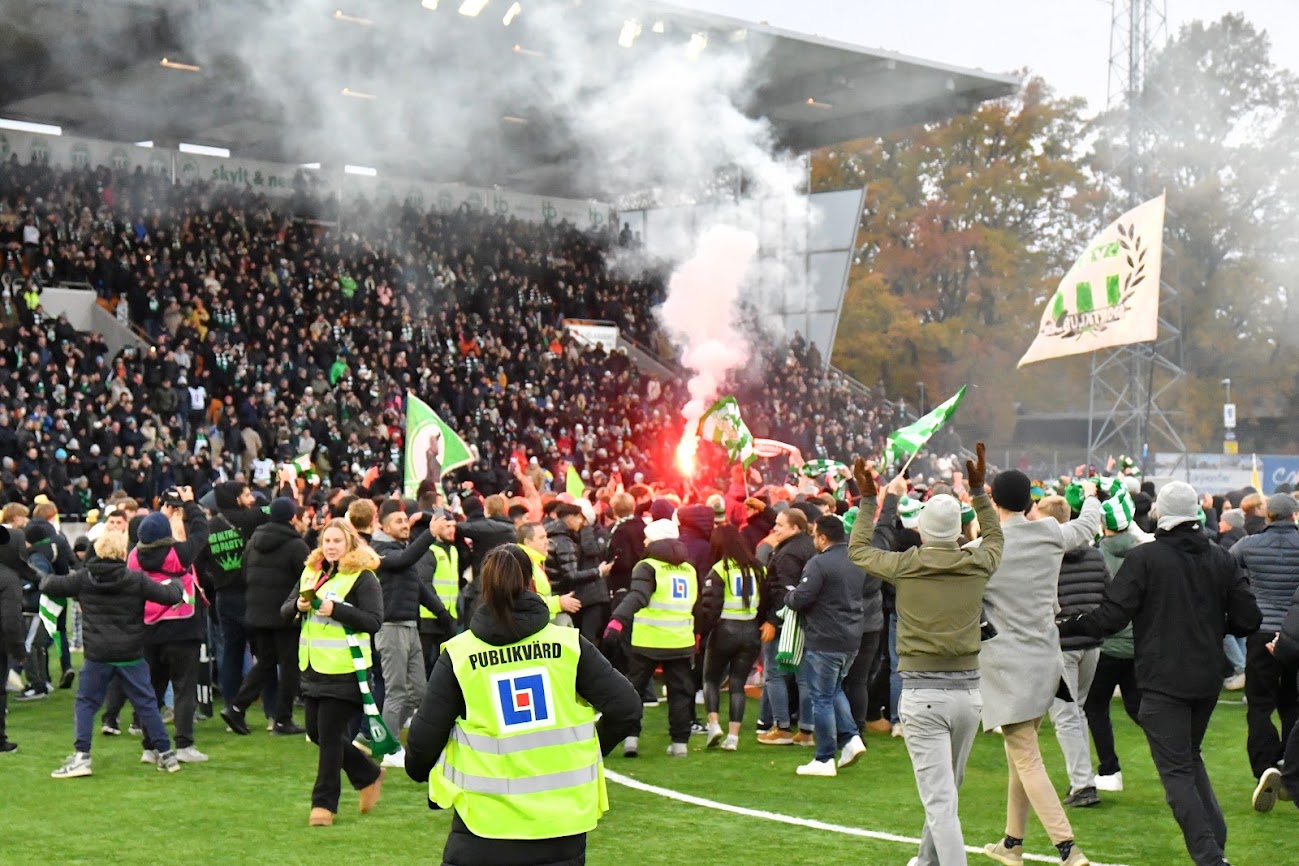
[0,525,32,752]
[43,530,184,778]
[222,497,311,736]
[1060,481,1261,866]
[204,480,269,716]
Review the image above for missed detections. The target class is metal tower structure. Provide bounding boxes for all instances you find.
[1086,0,1188,475]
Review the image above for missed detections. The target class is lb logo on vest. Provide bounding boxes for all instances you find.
[670,576,690,599]
[492,668,555,731]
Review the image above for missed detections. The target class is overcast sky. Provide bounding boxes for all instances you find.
[677,1,1299,112]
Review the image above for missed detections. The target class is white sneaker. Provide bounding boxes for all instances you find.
[705,721,725,749]
[176,746,209,763]
[695,690,705,705]
[622,736,639,758]
[1095,771,1124,792]
[266,719,275,732]
[837,735,867,769]
[666,742,688,757]
[891,723,904,738]
[140,749,159,764]
[1254,766,1282,813]
[51,752,93,779]
[380,748,407,768]
[721,734,739,751]
[1224,673,1246,691]
[796,758,837,777]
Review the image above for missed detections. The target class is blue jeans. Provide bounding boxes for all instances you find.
[76,660,171,754]
[215,591,262,713]
[760,638,791,728]
[802,649,858,762]
[794,662,814,733]
[1223,635,1246,676]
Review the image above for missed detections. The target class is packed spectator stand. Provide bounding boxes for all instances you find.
[0,157,898,513]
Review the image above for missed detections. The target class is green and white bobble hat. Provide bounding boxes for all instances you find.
[1101,489,1134,532]
[898,495,922,529]
[960,501,976,525]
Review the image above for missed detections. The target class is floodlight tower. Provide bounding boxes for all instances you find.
[1086,0,1188,476]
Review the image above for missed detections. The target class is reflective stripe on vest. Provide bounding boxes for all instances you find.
[431,624,606,840]
[422,544,459,619]
[631,559,697,650]
[297,569,370,674]
[716,560,760,621]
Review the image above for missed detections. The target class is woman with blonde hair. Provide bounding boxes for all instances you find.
[281,518,385,826]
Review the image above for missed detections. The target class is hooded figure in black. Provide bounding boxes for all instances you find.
[0,526,35,749]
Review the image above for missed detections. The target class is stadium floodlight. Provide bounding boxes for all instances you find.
[160,57,201,72]
[685,32,707,60]
[134,140,154,148]
[502,2,521,25]
[458,0,489,16]
[421,0,439,8]
[341,87,377,100]
[179,142,230,158]
[333,9,374,25]
[344,164,378,176]
[0,118,62,136]
[300,162,321,169]
[618,19,641,49]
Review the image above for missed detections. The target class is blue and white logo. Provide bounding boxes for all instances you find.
[491,668,554,731]
[670,576,690,599]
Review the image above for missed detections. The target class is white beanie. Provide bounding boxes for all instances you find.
[917,494,962,543]
[644,518,679,543]
[1155,481,1199,532]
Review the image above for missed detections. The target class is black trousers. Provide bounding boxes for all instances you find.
[1245,631,1299,778]
[420,631,445,679]
[626,652,693,744]
[0,650,9,743]
[305,695,382,812]
[1139,692,1226,866]
[843,630,883,730]
[1083,652,1142,776]
[443,811,586,866]
[232,627,297,724]
[703,621,761,724]
[147,640,200,750]
[571,603,609,648]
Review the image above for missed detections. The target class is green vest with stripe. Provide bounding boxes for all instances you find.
[432,624,606,839]
[631,559,697,650]
[716,560,760,621]
[422,544,459,620]
[298,568,371,674]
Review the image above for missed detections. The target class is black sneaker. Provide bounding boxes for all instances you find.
[0,740,17,753]
[15,685,50,702]
[59,670,75,690]
[220,706,251,736]
[689,721,708,736]
[272,720,307,736]
[1063,786,1101,808]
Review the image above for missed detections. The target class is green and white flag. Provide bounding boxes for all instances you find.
[291,453,318,484]
[798,459,849,480]
[883,386,967,468]
[697,396,757,468]
[38,594,64,648]
[404,394,474,497]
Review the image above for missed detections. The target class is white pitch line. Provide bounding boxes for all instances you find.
[606,769,1133,866]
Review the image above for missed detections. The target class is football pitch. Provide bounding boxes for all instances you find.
[2,683,1285,865]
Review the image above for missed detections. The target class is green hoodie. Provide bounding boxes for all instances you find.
[1096,528,1151,658]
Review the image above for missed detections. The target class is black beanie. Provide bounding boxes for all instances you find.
[991,470,1034,513]
[269,497,299,524]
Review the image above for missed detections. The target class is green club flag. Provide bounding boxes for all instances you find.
[697,396,757,468]
[884,385,967,466]
[292,453,318,484]
[38,594,64,651]
[798,459,849,479]
[566,465,586,497]
[404,394,474,498]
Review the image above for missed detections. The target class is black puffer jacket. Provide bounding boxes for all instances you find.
[372,528,452,629]
[456,515,516,575]
[0,534,28,661]
[243,521,311,629]
[610,538,696,661]
[543,519,606,608]
[607,517,645,595]
[757,532,816,628]
[1061,524,1261,700]
[41,555,183,662]
[1230,523,1299,632]
[405,592,640,865]
[1056,543,1108,651]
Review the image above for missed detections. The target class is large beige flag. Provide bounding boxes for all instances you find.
[1018,193,1166,367]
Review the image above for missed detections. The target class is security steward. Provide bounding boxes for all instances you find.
[419,510,463,676]
[405,545,640,866]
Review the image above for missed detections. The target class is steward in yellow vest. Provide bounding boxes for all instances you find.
[603,518,698,757]
[418,510,463,677]
[403,545,640,866]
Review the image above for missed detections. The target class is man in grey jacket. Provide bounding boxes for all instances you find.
[980,470,1098,866]
[783,515,869,777]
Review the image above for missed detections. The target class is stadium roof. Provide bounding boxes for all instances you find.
[0,0,1019,197]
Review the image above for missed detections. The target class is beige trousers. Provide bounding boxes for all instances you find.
[1002,717,1074,844]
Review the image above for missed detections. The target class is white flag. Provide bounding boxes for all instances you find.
[1018,193,1166,367]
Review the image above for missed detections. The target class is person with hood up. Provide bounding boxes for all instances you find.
[1059,481,1260,866]
[222,497,312,737]
[544,504,612,645]
[405,545,641,866]
[0,525,32,753]
[283,518,386,827]
[44,529,184,778]
[135,488,211,765]
[604,516,698,757]
[1084,490,1151,794]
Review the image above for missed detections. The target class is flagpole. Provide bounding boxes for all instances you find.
[898,450,920,476]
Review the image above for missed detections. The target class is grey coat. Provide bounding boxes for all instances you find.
[978,497,1101,730]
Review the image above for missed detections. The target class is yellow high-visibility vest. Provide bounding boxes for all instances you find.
[716,559,760,621]
[422,543,459,620]
[297,568,370,674]
[631,559,697,650]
